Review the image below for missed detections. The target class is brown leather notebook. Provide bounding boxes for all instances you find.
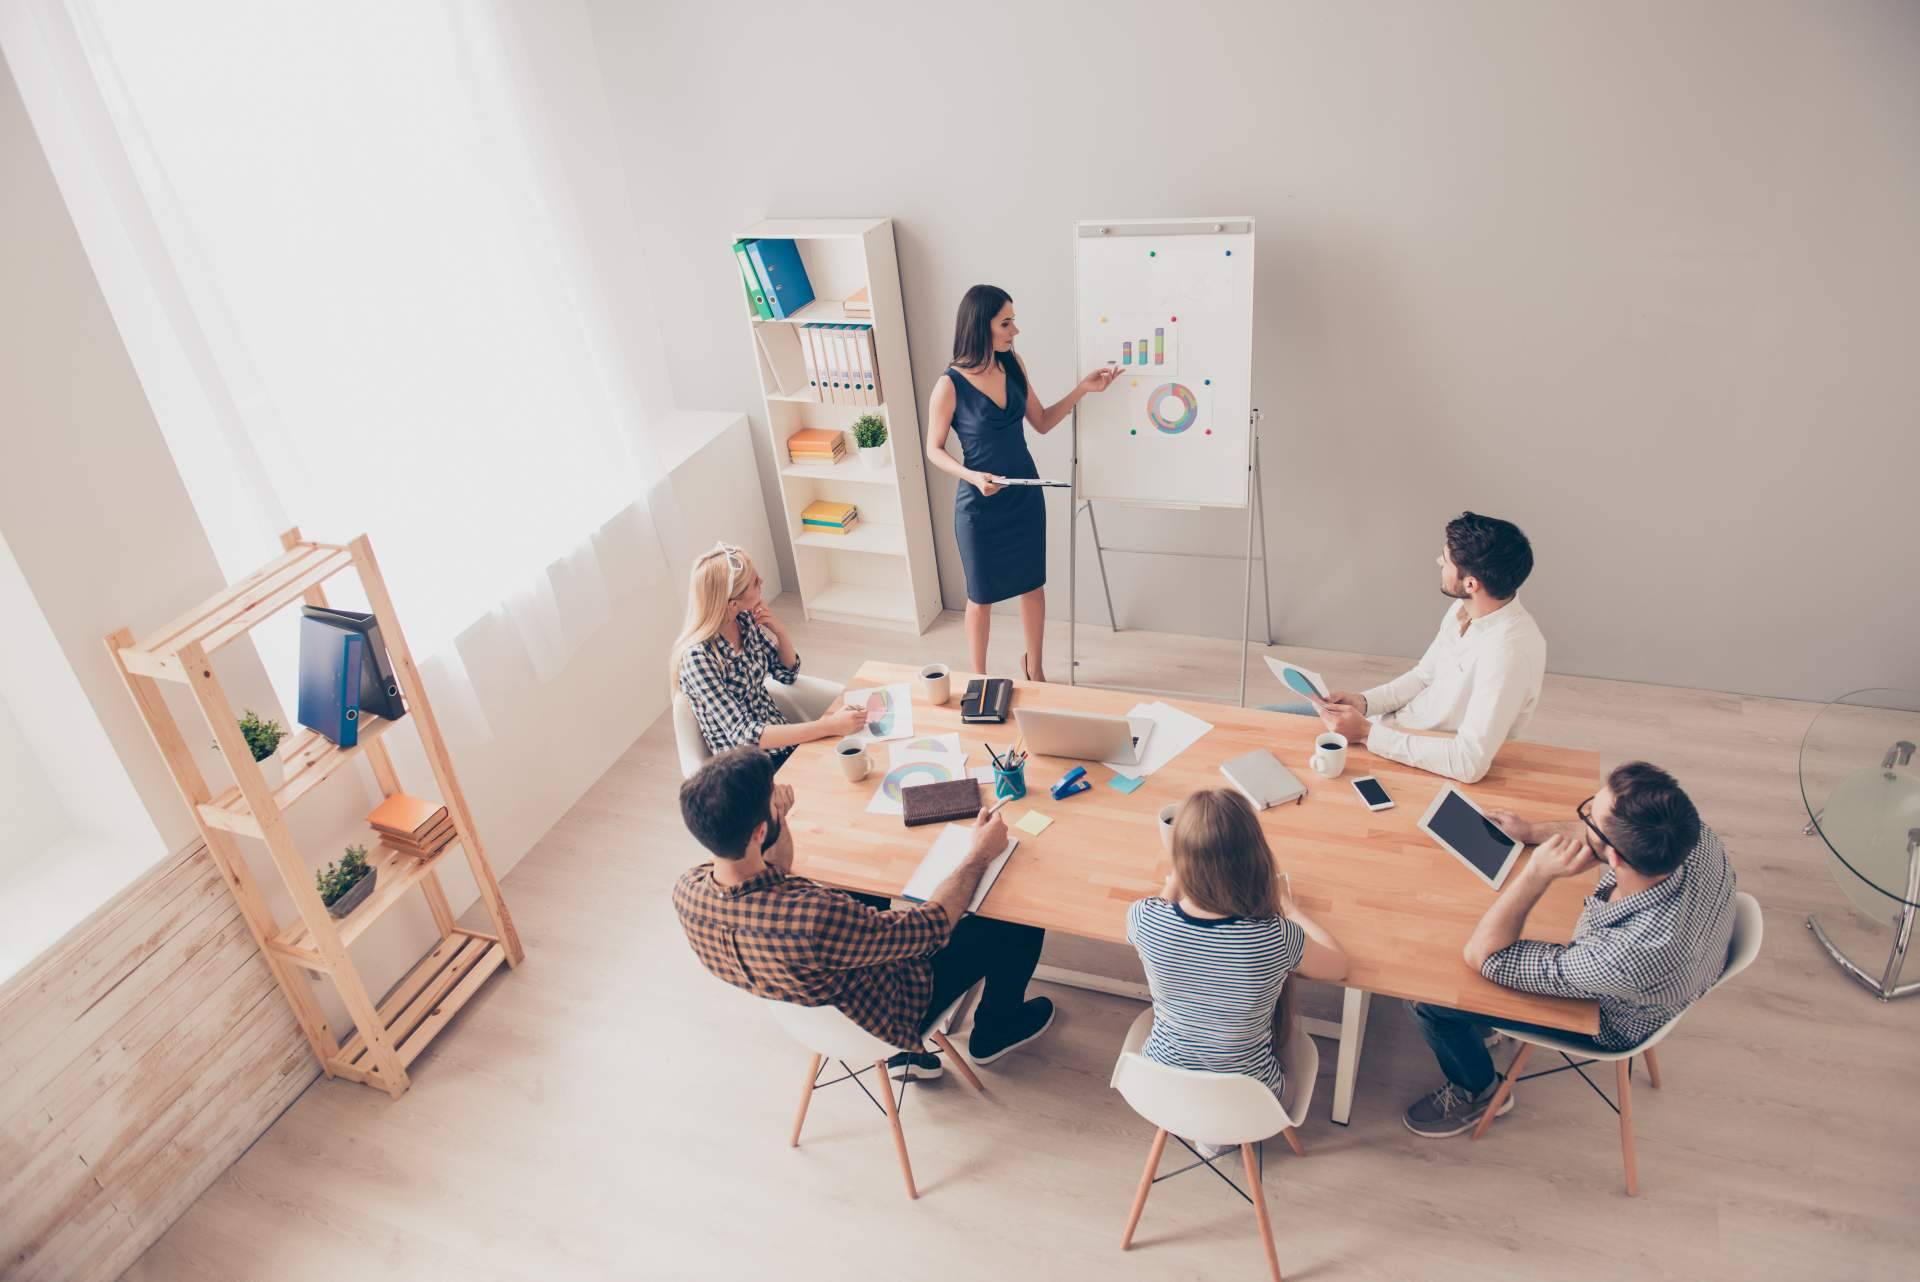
[900,779,981,828]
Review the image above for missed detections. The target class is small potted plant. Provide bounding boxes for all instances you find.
[852,413,890,471]
[228,709,289,788]
[317,844,376,919]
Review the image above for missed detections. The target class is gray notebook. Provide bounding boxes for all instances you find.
[1220,748,1307,809]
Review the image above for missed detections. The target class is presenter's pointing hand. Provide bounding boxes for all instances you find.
[1079,366,1121,394]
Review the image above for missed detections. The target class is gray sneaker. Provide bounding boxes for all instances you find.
[1402,1080,1514,1138]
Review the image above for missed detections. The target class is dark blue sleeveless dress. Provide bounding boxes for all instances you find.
[947,353,1045,604]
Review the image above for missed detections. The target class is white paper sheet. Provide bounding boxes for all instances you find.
[841,682,914,744]
[1104,700,1214,778]
[1263,656,1330,702]
[889,734,963,765]
[901,823,1018,916]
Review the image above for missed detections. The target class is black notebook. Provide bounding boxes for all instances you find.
[960,677,1013,724]
[900,779,982,828]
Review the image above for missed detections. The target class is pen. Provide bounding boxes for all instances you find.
[984,794,1016,819]
[985,742,1005,769]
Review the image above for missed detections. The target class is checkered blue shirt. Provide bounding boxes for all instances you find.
[677,612,800,760]
[1483,824,1737,1049]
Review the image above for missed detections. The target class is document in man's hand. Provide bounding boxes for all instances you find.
[901,824,1018,916]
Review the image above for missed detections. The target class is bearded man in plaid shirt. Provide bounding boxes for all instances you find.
[673,747,1055,1082]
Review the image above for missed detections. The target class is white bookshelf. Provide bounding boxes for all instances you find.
[734,218,941,634]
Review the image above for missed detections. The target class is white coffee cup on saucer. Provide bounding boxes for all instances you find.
[917,663,951,706]
[1309,732,1348,779]
[835,737,872,782]
[1158,803,1179,851]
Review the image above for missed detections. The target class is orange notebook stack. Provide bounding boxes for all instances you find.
[786,428,844,465]
[367,793,457,858]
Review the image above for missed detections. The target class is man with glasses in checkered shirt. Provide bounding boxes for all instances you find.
[1402,761,1737,1137]
[673,747,1055,1082]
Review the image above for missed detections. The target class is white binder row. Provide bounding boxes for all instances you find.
[799,322,882,406]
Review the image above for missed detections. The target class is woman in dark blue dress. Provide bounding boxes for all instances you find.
[926,285,1118,681]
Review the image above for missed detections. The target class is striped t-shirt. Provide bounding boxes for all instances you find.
[1126,897,1307,1093]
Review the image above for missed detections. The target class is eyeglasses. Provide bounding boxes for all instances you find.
[1576,795,1614,853]
[701,542,745,572]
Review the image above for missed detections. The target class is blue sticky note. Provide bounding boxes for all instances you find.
[1108,772,1146,794]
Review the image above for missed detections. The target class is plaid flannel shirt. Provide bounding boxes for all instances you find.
[678,612,800,760]
[673,864,954,1049]
[1482,824,1737,1049]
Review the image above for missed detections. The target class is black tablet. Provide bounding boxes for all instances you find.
[1418,786,1523,890]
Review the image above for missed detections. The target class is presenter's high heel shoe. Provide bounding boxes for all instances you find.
[1022,654,1044,684]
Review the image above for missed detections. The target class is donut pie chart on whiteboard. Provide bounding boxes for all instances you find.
[1148,383,1199,434]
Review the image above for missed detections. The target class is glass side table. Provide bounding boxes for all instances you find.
[1800,688,1920,1000]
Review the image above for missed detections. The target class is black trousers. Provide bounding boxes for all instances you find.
[918,916,1045,1036]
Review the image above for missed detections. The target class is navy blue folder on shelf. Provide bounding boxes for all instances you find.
[298,619,363,748]
[299,605,405,722]
[745,238,815,319]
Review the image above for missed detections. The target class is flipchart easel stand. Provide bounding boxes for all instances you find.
[1068,407,1273,706]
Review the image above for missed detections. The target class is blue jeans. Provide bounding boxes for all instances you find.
[1408,1000,1607,1095]
[1260,699,1318,716]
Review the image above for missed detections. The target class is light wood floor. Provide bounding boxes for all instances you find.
[126,601,1919,1282]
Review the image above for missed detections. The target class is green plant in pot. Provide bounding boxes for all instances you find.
[317,844,376,918]
[852,413,890,470]
[222,709,289,788]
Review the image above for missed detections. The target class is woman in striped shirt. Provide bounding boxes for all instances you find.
[1127,789,1350,1106]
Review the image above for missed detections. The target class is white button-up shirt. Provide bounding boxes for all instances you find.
[1360,598,1547,783]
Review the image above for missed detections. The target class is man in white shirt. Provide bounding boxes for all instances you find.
[1284,512,1546,784]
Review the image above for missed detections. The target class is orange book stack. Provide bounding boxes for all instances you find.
[367,793,457,859]
[786,427,845,466]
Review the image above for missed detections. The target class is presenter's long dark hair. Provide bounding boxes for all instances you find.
[951,284,1011,372]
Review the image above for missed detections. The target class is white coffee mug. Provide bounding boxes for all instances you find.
[918,663,951,706]
[1158,803,1180,851]
[1309,732,1348,779]
[835,737,872,782]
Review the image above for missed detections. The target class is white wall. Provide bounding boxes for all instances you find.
[591,0,1920,701]
[0,47,767,1008]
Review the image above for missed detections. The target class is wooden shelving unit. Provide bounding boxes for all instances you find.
[106,529,522,1098]
[735,218,942,633]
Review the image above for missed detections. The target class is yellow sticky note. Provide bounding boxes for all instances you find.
[1015,811,1053,836]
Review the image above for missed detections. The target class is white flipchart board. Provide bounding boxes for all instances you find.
[1074,217,1255,508]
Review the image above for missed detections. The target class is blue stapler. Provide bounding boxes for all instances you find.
[1051,765,1091,800]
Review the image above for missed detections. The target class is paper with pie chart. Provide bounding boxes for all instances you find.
[840,682,913,745]
[867,747,970,816]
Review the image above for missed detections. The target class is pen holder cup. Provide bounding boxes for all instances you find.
[993,761,1027,802]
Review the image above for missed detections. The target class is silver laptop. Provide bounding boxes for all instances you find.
[1012,707,1156,766]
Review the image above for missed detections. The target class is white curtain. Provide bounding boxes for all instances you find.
[4,0,675,711]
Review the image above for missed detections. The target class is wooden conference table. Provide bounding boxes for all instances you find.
[786,660,1600,1124]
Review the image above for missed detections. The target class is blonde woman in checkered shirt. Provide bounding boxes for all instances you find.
[671,543,865,769]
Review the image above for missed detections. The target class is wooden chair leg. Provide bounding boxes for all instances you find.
[1120,1129,1168,1249]
[1616,1059,1639,1196]
[1642,1047,1663,1089]
[1280,1126,1305,1157]
[790,1053,822,1148]
[877,1059,918,1200]
[1242,1143,1283,1282]
[929,1031,984,1092]
[1472,1043,1532,1140]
